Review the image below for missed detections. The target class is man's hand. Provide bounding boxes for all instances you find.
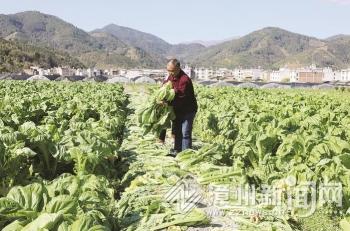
[158,100,168,106]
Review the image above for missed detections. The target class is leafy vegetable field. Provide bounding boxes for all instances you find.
[190,87,350,230]
[0,81,128,230]
[1,81,350,231]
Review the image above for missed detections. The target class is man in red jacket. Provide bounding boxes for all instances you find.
[164,59,198,155]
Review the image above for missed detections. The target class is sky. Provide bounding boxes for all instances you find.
[0,0,350,44]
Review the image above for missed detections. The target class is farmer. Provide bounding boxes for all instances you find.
[163,59,198,156]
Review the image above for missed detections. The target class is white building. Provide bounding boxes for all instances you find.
[261,71,271,82]
[248,69,263,81]
[268,67,334,83]
[215,68,232,79]
[288,70,298,82]
[56,67,75,76]
[270,71,281,82]
[38,68,45,76]
[340,69,350,82]
[268,68,297,82]
[233,69,244,81]
[334,71,342,82]
[195,67,235,80]
[232,68,263,81]
[87,68,93,77]
[183,65,195,79]
[322,67,336,82]
[194,68,214,80]
[75,68,88,76]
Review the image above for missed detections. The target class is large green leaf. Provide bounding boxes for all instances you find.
[339,154,350,169]
[6,183,47,212]
[0,198,22,215]
[69,214,99,231]
[2,220,24,231]
[22,213,63,231]
[44,195,78,214]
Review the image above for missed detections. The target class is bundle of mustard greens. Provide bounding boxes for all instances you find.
[138,82,176,135]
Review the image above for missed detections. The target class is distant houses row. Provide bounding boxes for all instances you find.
[195,65,350,83]
[268,66,350,83]
[3,64,350,84]
[0,74,158,84]
[1,72,349,90]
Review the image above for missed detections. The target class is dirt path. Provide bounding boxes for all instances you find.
[117,85,238,231]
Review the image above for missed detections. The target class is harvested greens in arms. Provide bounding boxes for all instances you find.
[138,82,176,135]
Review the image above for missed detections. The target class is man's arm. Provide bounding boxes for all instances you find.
[171,76,190,107]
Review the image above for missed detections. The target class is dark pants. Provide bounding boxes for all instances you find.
[159,122,175,142]
[173,112,196,152]
[159,129,166,141]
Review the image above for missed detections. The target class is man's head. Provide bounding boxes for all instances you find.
[167,59,181,77]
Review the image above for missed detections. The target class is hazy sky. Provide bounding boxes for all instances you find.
[1,0,350,44]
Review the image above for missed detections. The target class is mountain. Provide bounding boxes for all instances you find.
[325,34,350,41]
[326,35,350,65]
[0,11,163,68]
[181,36,241,47]
[0,38,85,72]
[93,24,171,57]
[92,24,206,61]
[0,11,100,53]
[84,31,165,68]
[185,27,350,69]
[167,43,206,59]
[2,11,350,70]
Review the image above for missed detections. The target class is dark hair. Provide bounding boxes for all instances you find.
[168,58,181,68]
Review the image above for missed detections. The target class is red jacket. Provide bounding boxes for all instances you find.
[165,70,198,117]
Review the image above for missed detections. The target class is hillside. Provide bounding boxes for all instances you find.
[2,11,350,69]
[0,11,163,68]
[185,27,335,68]
[0,38,85,72]
[87,31,165,68]
[93,24,206,60]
